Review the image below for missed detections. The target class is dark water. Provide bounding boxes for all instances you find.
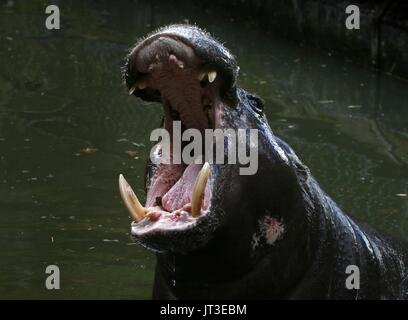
[0,0,407,299]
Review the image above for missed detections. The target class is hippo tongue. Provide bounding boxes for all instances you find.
[161,163,201,212]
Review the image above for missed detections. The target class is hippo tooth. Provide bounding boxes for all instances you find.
[128,80,147,95]
[197,70,217,82]
[128,84,137,95]
[208,70,217,83]
[191,162,211,218]
[118,174,146,222]
[197,71,206,81]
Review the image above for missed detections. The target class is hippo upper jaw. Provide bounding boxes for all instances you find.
[123,24,240,105]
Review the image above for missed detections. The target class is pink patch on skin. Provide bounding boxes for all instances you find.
[262,216,285,245]
[252,216,285,250]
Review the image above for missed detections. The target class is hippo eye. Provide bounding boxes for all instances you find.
[247,94,264,115]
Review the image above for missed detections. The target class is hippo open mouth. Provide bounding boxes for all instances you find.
[119,26,239,243]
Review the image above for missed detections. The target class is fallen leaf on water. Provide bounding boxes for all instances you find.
[80,147,98,154]
[125,150,138,157]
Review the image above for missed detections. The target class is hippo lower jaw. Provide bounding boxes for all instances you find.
[119,31,232,241]
[119,163,211,237]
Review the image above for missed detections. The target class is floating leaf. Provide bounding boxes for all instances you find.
[125,150,138,157]
[80,147,98,154]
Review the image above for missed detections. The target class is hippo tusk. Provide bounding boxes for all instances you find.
[207,70,217,83]
[197,70,217,83]
[197,70,206,81]
[119,174,146,222]
[128,80,147,95]
[128,84,137,95]
[191,162,211,218]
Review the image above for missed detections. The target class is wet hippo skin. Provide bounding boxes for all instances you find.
[119,25,408,299]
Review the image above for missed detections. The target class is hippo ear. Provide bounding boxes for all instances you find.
[246,93,264,115]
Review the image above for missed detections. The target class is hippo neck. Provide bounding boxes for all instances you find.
[288,174,385,299]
